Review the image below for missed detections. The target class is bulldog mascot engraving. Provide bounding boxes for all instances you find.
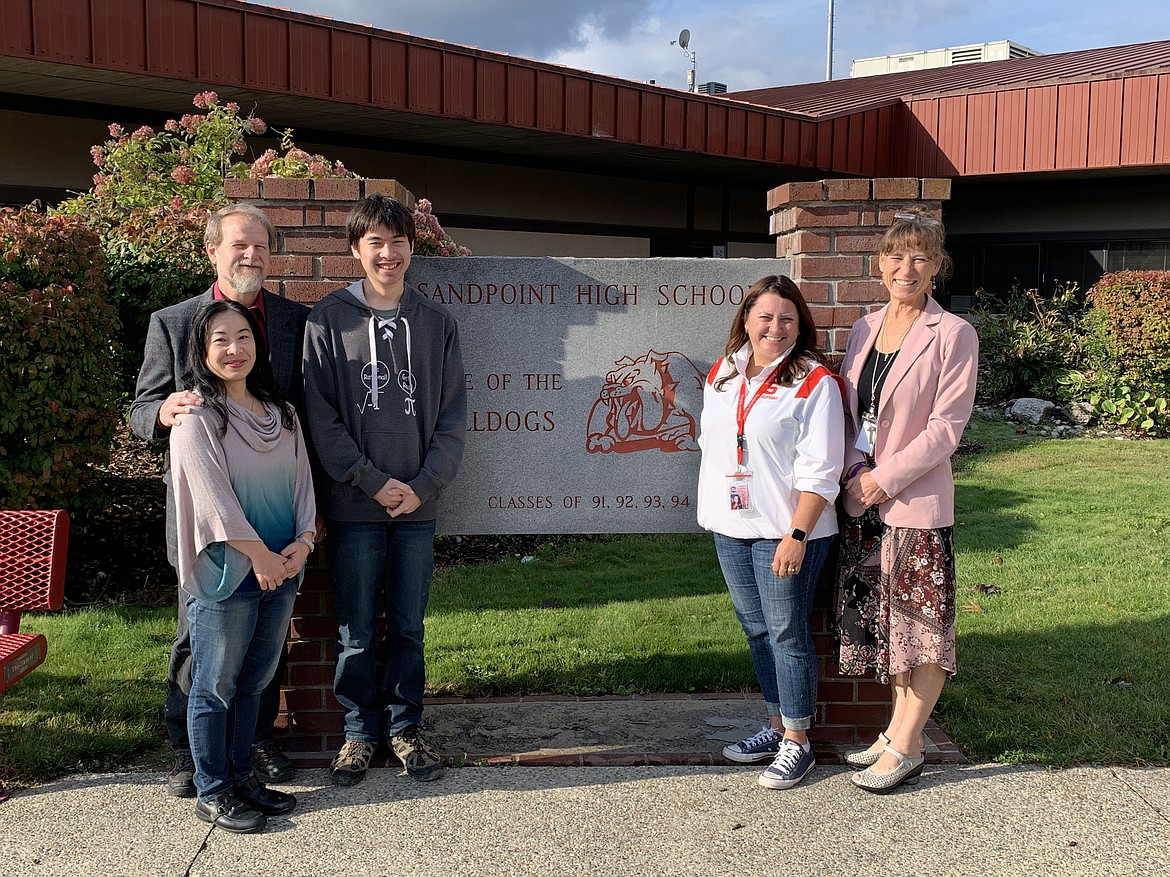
[586,350,703,454]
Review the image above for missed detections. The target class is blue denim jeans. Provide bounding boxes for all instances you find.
[713,533,833,731]
[329,518,436,741]
[165,585,287,753]
[186,579,297,799]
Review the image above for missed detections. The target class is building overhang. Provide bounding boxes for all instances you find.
[0,0,823,187]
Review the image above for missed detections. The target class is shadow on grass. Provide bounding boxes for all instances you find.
[954,484,1037,552]
[0,674,164,786]
[429,532,727,614]
[429,647,756,698]
[942,614,1170,766]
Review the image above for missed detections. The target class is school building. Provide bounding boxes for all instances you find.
[3,0,1170,309]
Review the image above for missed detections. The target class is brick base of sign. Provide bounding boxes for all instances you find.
[270,566,917,766]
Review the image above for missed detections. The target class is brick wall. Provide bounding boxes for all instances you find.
[768,177,951,353]
[231,175,952,761]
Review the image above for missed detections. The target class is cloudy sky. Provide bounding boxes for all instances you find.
[273,0,1170,92]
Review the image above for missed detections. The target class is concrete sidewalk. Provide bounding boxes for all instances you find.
[1,698,1166,875]
[3,763,1167,876]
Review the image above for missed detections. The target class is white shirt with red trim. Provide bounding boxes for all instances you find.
[697,343,845,540]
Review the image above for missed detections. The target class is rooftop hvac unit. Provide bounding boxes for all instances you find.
[850,40,1042,77]
[949,45,986,65]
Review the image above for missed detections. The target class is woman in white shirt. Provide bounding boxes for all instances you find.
[697,275,844,791]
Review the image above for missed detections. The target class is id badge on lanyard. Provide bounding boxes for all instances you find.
[856,412,877,454]
[730,362,781,512]
[727,470,752,511]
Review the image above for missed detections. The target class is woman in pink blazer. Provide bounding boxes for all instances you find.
[835,208,978,793]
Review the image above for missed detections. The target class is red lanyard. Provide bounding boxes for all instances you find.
[734,360,783,467]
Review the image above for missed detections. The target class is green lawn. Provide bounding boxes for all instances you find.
[1,606,174,784]
[3,420,1167,788]
[425,533,744,697]
[944,420,1170,765]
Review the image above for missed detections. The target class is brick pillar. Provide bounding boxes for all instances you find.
[770,177,951,742]
[279,567,339,763]
[809,584,893,746]
[768,177,951,353]
[224,177,417,765]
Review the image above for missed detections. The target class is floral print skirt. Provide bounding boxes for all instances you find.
[834,506,957,684]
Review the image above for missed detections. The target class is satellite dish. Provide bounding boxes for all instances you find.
[677,29,690,50]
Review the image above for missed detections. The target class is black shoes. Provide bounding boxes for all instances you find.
[194,792,268,833]
[172,742,293,798]
[166,751,196,799]
[251,741,297,783]
[194,777,296,833]
[235,773,297,815]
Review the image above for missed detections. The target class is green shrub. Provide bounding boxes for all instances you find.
[0,210,121,510]
[970,283,1088,403]
[1089,383,1170,433]
[98,203,215,393]
[1085,271,1170,435]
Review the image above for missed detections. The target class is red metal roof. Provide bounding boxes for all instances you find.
[0,0,817,184]
[732,40,1170,117]
[731,40,1170,179]
[2,1,1169,182]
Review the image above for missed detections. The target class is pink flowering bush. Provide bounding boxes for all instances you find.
[241,128,354,180]
[55,91,268,389]
[64,92,268,215]
[413,199,471,257]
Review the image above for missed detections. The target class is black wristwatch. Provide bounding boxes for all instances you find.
[789,528,807,543]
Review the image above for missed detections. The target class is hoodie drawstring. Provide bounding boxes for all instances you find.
[366,313,415,415]
[367,315,382,410]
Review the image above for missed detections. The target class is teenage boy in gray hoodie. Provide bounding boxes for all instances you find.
[302,194,466,786]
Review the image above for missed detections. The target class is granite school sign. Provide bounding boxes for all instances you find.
[405,257,789,535]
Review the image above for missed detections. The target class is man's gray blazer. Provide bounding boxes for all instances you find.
[128,287,310,562]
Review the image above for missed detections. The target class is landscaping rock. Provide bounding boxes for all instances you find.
[1008,397,1057,424]
[1063,401,1095,425]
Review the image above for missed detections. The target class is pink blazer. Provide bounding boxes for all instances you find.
[841,296,979,528]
